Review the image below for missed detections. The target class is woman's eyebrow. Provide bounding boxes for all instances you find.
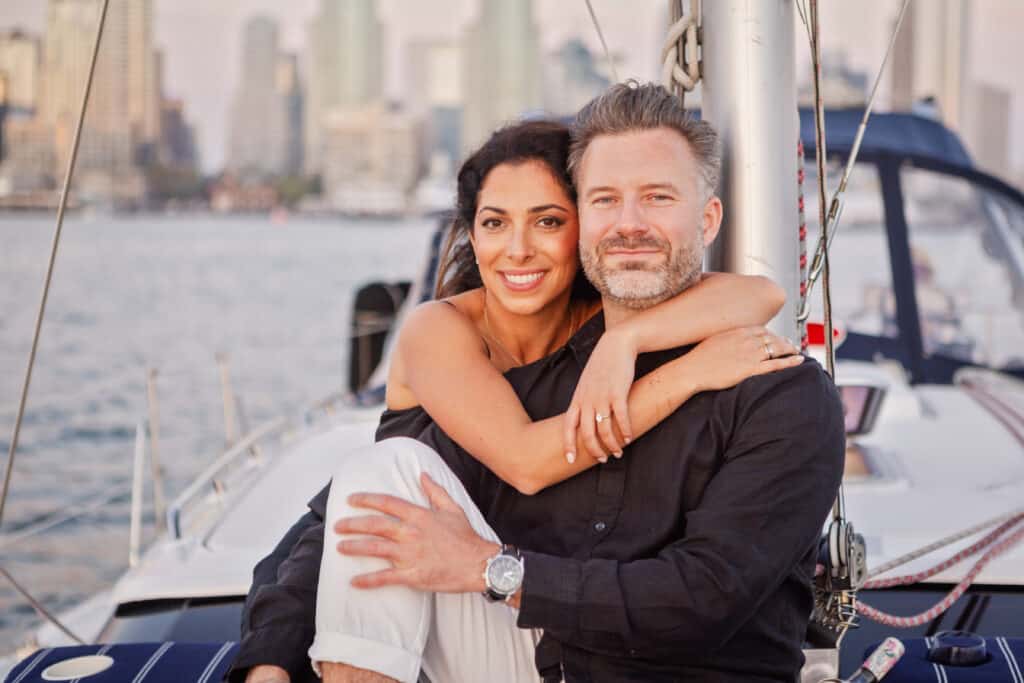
[528,203,569,214]
[477,206,508,215]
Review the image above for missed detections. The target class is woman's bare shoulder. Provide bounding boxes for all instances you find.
[401,290,485,343]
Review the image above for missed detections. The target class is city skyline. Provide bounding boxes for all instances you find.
[2,0,666,172]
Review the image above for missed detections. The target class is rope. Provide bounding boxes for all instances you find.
[0,565,86,644]
[856,519,1024,628]
[0,0,110,529]
[797,140,808,351]
[661,3,700,97]
[583,0,619,83]
[867,507,1024,579]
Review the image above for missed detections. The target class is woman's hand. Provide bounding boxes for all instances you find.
[563,328,637,464]
[682,327,803,393]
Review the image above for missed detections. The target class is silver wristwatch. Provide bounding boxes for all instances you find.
[482,544,524,602]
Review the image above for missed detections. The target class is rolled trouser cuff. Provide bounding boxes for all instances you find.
[309,630,421,683]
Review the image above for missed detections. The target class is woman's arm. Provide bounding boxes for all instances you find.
[565,273,786,456]
[393,301,798,496]
[623,272,785,354]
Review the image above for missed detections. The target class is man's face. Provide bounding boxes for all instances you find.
[576,127,722,310]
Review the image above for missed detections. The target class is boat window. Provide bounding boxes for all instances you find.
[901,166,1024,369]
[803,160,894,340]
[99,597,245,643]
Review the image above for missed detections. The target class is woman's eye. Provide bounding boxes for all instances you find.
[537,216,563,228]
[481,218,503,229]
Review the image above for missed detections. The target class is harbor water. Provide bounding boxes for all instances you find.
[0,214,434,651]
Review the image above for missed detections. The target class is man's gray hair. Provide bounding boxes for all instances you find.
[568,81,722,199]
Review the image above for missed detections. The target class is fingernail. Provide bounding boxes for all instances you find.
[614,451,623,458]
[624,436,632,444]
[598,456,608,464]
[566,451,575,464]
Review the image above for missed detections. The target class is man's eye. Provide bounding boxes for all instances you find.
[593,196,616,206]
[648,194,673,202]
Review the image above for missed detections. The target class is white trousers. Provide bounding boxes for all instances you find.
[309,437,543,683]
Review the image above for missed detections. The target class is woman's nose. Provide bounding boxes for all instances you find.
[505,225,534,262]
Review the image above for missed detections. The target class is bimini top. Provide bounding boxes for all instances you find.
[798,108,973,168]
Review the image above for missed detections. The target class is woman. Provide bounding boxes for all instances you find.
[307,120,801,683]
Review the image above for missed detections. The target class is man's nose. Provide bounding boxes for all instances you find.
[614,199,650,238]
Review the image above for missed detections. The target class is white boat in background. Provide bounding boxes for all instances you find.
[3,2,1024,682]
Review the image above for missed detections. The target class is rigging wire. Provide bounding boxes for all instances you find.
[583,0,619,83]
[798,0,912,321]
[0,566,85,645]
[0,0,111,529]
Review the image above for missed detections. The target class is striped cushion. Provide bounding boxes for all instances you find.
[869,637,1024,683]
[4,642,237,683]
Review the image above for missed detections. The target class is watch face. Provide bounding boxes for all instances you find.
[487,555,524,594]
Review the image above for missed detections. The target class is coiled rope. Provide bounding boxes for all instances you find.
[661,2,700,100]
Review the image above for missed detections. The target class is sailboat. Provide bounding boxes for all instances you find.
[3,1,1024,681]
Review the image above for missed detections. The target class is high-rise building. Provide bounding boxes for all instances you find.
[277,53,304,177]
[159,98,198,171]
[39,0,156,202]
[321,103,425,214]
[0,30,41,112]
[227,16,286,175]
[462,0,542,155]
[304,0,383,175]
[406,40,463,169]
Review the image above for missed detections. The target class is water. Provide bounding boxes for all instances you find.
[0,214,434,650]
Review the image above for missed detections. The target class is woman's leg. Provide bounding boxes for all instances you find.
[309,437,541,683]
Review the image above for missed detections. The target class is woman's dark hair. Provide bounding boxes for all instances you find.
[434,119,599,301]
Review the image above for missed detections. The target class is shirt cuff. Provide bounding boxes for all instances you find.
[516,550,582,636]
[225,622,315,683]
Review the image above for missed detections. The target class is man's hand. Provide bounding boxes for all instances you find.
[335,473,498,594]
[244,664,290,683]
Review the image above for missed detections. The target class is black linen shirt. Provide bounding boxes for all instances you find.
[228,312,845,683]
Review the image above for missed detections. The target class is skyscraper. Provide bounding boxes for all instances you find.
[0,29,41,112]
[227,16,286,175]
[462,0,542,154]
[277,53,304,177]
[304,0,383,175]
[40,0,156,201]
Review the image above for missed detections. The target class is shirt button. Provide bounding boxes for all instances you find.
[629,649,638,657]
[594,521,607,532]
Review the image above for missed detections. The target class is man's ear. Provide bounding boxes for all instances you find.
[701,195,723,246]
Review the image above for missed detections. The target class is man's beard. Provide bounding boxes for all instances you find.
[580,231,704,310]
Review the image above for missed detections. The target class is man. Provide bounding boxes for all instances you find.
[231,82,844,683]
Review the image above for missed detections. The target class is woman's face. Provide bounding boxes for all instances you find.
[470,160,580,318]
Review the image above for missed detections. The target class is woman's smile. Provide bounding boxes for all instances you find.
[499,270,547,291]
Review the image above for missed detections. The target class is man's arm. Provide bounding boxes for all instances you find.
[516,363,845,653]
[226,484,331,683]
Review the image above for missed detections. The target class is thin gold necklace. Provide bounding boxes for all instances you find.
[481,292,578,367]
[482,295,523,366]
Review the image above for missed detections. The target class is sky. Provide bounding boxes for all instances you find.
[1,0,667,172]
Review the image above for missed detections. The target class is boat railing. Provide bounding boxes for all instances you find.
[166,389,350,541]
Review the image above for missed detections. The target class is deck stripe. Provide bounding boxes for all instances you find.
[10,648,52,683]
[195,641,235,683]
[131,641,174,683]
[998,637,1024,683]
